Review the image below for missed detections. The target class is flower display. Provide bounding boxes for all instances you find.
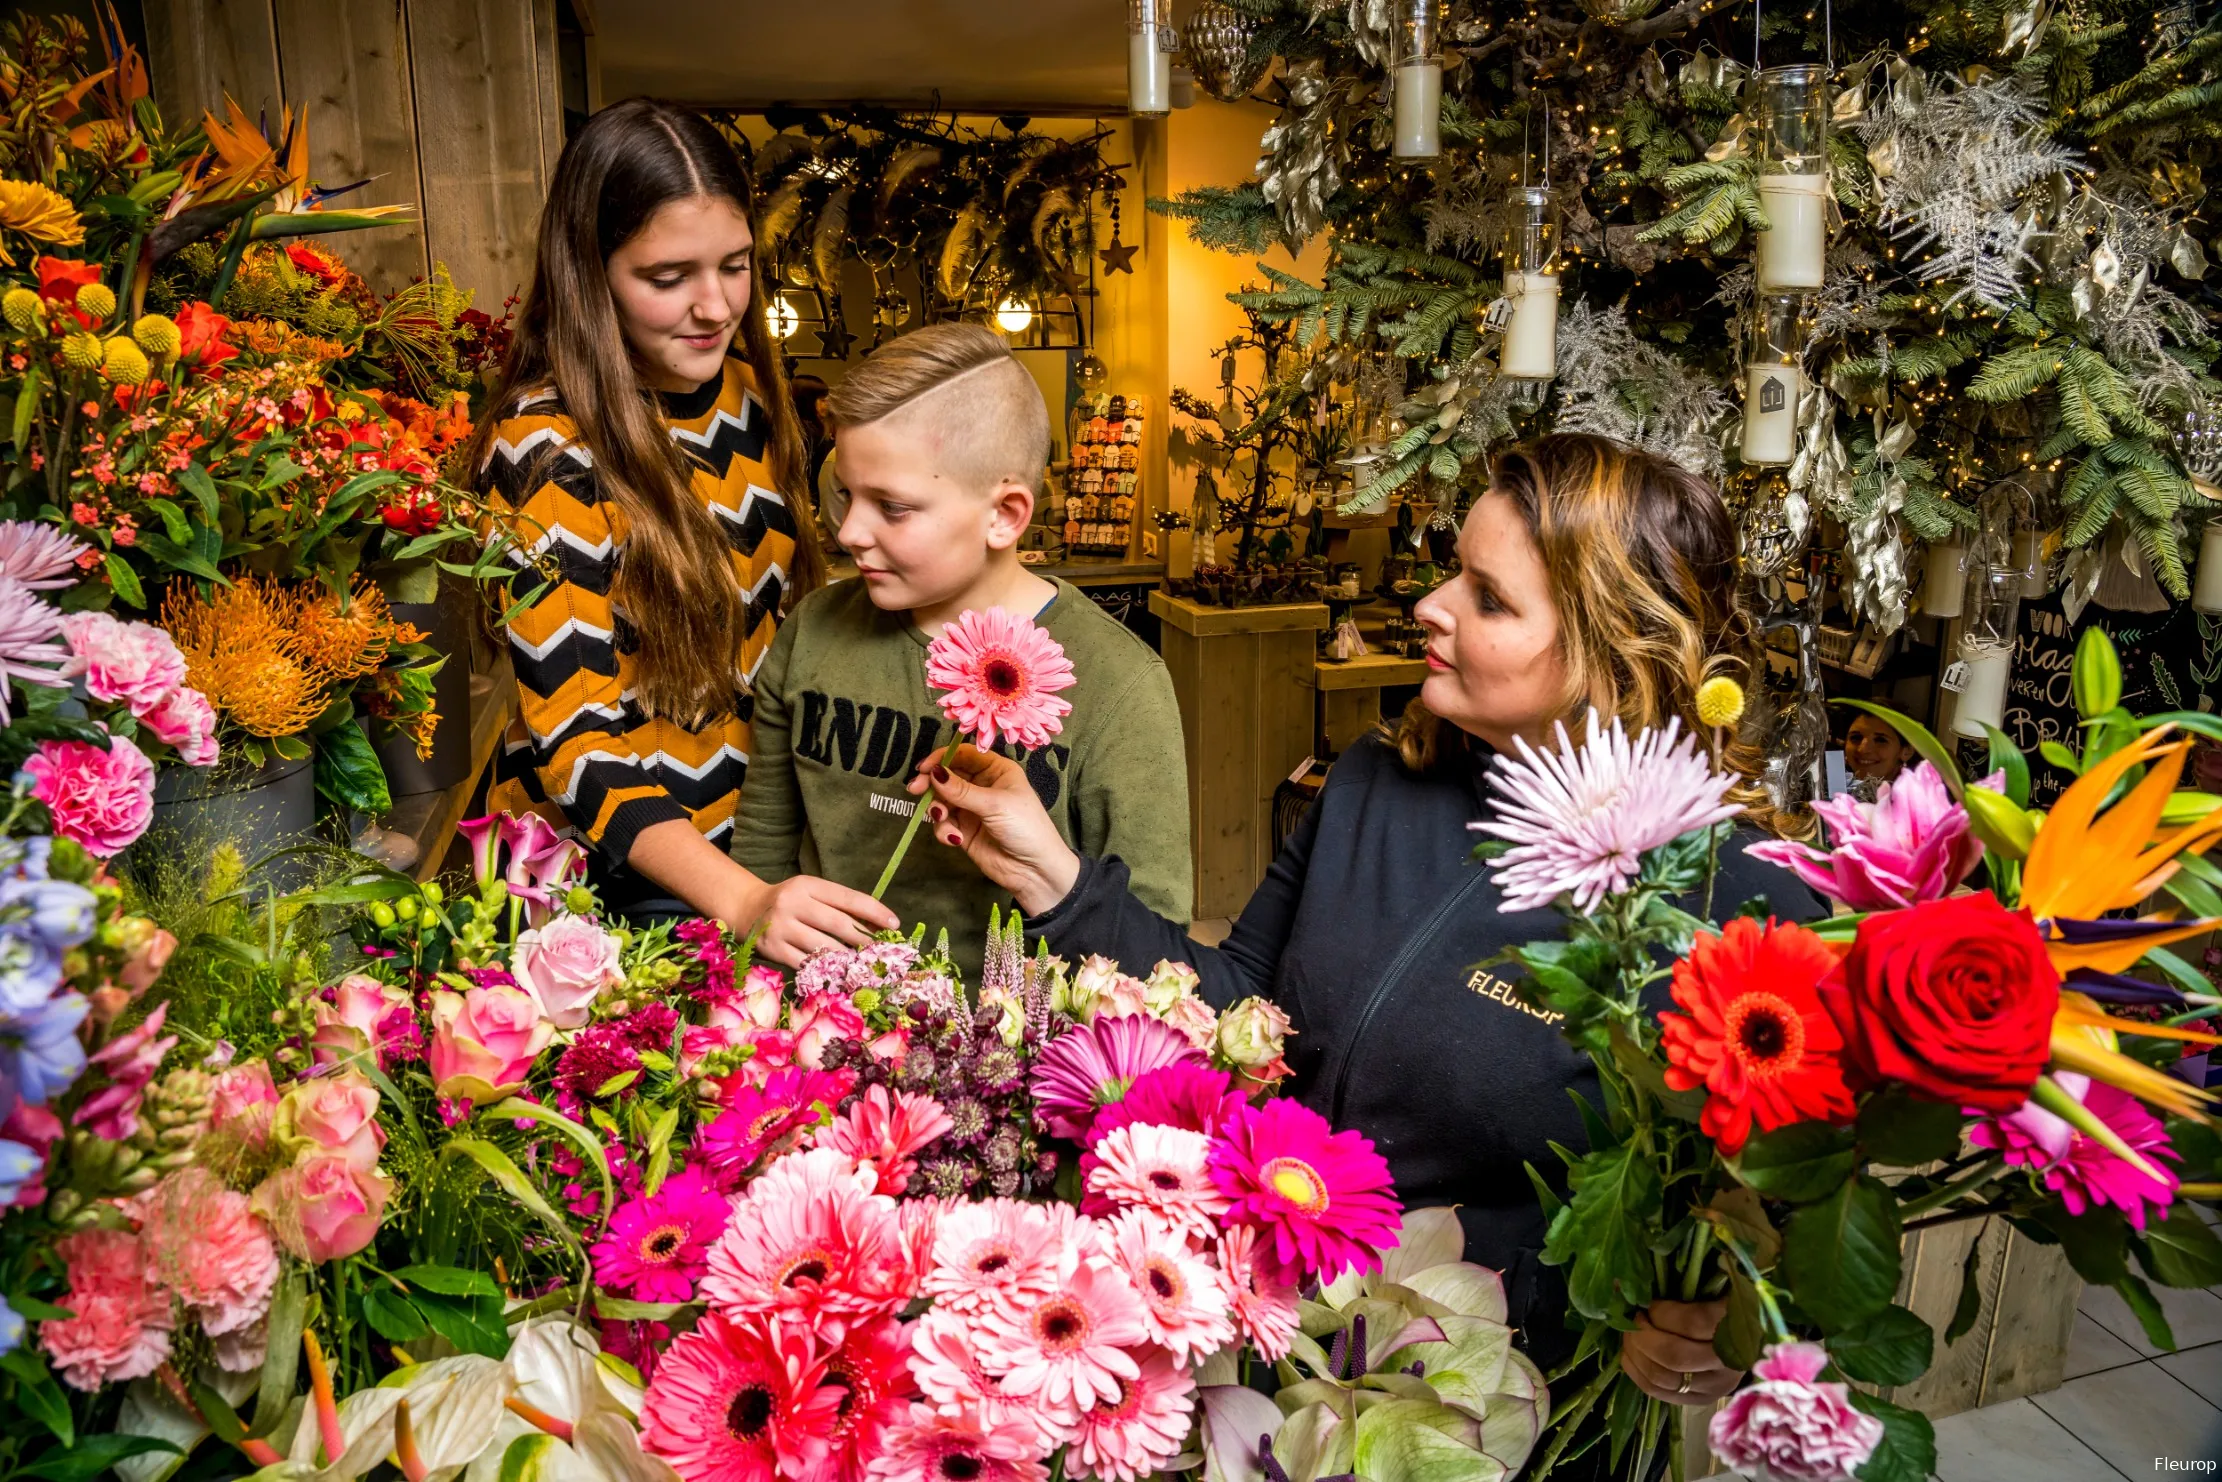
[924,606,1078,752]
[1708,1341,1886,1482]
[1747,762,1985,911]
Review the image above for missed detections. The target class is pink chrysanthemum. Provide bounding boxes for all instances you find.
[923,1198,1077,1318]
[867,1402,1049,1482]
[1031,1014,1206,1144]
[805,1314,918,1482]
[593,1168,732,1304]
[924,607,1076,751]
[0,522,90,589]
[702,1148,923,1340]
[699,1067,854,1184]
[640,1311,843,1482]
[1209,1098,1402,1284]
[1217,1222,1299,1360]
[136,1167,279,1367]
[0,577,69,725]
[1084,1123,1229,1242]
[40,1228,172,1391]
[979,1243,1148,1415]
[814,1085,956,1196]
[1061,1345,1196,1482]
[907,1307,1043,1438]
[1476,711,1742,914]
[1100,1209,1233,1363]
[1970,1071,2182,1230]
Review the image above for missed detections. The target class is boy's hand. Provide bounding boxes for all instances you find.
[740,876,901,966]
[910,745,1082,916]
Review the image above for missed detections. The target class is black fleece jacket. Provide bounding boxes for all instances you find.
[1028,731,1814,1369]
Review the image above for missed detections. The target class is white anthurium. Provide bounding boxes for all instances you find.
[271,1355,515,1482]
[466,1317,676,1482]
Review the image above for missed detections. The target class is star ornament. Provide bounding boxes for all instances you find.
[1099,234,1138,275]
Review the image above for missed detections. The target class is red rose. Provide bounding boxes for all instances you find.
[1819,892,2058,1112]
[175,302,238,373]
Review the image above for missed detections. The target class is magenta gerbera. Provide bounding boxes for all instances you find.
[1031,1014,1207,1144]
[924,607,1077,751]
[640,1311,843,1482]
[1209,1098,1402,1283]
[867,1402,1049,1482]
[1970,1071,2182,1230]
[592,1168,731,1304]
[1085,1063,1246,1146]
[1060,1344,1196,1482]
[698,1067,853,1184]
[701,1147,923,1340]
[813,1085,955,1196]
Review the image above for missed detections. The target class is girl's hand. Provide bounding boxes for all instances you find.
[1621,1298,1743,1406]
[908,745,1081,916]
[739,875,901,966]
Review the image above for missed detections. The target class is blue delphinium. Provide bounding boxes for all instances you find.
[0,833,97,1124]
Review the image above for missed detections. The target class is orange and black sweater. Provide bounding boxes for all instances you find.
[480,360,802,911]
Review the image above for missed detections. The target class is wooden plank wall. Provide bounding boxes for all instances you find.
[143,0,563,307]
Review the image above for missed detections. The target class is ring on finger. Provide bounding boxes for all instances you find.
[1675,1372,1693,1396]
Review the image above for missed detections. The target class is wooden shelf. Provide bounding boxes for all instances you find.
[1309,653,1430,690]
[380,655,516,883]
[1148,591,1329,637]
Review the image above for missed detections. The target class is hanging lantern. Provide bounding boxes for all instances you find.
[1922,540,1966,618]
[1498,186,1559,380]
[995,297,1035,335]
[1739,295,1804,466]
[2012,527,2051,599]
[1392,0,1443,159]
[1952,551,2021,739]
[1753,63,1830,292]
[1128,0,1174,116]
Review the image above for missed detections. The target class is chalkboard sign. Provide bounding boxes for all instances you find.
[1973,593,2222,804]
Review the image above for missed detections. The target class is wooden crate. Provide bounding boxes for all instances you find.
[1150,592,1327,919]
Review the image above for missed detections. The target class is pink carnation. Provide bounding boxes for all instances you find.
[139,685,218,767]
[40,1228,172,1391]
[1709,1341,1885,1482]
[58,611,186,712]
[138,1167,279,1367]
[25,734,155,857]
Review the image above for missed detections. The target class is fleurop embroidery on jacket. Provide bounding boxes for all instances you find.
[1466,968,1565,1025]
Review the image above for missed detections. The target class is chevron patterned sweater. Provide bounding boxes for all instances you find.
[481,360,801,909]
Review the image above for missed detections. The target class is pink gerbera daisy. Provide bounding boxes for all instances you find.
[1031,1015,1206,1144]
[923,1197,1077,1318]
[1217,1222,1299,1361]
[1084,1123,1229,1242]
[808,1314,918,1482]
[639,1311,843,1482]
[867,1402,1049,1482]
[1971,1071,2183,1230]
[815,1085,956,1196]
[592,1168,731,1304]
[1061,1345,1196,1482]
[924,607,1076,751]
[979,1244,1148,1415]
[1100,1209,1233,1363]
[907,1307,1043,1438]
[1209,1098,1402,1284]
[1085,1063,1247,1147]
[698,1067,854,1185]
[702,1147,921,1340]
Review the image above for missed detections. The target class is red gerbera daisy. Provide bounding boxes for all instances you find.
[1658,916,1857,1155]
[924,607,1076,751]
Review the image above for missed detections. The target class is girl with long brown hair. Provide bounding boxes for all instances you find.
[474,97,897,950]
[914,433,1818,1441]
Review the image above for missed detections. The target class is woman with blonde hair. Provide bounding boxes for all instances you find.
[916,433,1813,1417]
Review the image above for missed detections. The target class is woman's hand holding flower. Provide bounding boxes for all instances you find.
[909,744,1081,916]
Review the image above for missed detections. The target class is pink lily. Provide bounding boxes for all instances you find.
[1748,763,1992,912]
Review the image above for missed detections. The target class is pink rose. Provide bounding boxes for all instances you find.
[741,964,785,1028]
[25,735,155,857]
[58,612,186,711]
[272,1070,385,1172]
[510,914,624,1029]
[866,1026,911,1066]
[209,1061,279,1149]
[1709,1342,1886,1482]
[117,919,176,997]
[427,983,553,1105]
[251,1154,392,1263]
[1161,993,1220,1053]
[788,990,865,1069]
[1066,955,1148,1022]
[312,974,415,1069]
[40,1227,172,1391]
[1215,996,1294,1072]
[139,685,218,767]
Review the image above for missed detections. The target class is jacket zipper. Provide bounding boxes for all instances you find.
[1324,869,1493,1126]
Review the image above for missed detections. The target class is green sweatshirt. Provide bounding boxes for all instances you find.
[731,576,1193,980]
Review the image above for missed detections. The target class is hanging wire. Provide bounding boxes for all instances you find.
[1753,0,1763,73]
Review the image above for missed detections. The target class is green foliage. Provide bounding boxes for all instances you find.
[1148,185,1283,255]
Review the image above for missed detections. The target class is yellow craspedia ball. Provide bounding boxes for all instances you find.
[1696,675,1747,729]
[101,336,149,386]
[131,313,180,357]
[74,282,115,321]
[2,287,40,333]
[60,330,102,370]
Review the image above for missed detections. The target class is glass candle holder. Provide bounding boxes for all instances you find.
[1923,540,1966,618]
[1739,295,1804,466]
[1498,186,1559,380]
[1129,0,1173,116]
[1753,63,1830,291]
[1392,0,1442,159]
[2195,520,2222,614]
[1953,561,2022,738]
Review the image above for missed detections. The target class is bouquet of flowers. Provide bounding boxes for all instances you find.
[1481,648,2222,1482]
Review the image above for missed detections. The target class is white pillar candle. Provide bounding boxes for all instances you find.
[1499,271,1558,379]
[1393,61,1442,158]
[1740,362,1799,465]
[1924,541,1966,618]
[2195,523,2222,614]
[1756,172,1829,291]
[1129,26,1171,115]
[1952,641,2014,738]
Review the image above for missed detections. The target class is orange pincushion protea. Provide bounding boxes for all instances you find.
[294,582,424,681]
[159,576,362,738]
[235,318,350,365]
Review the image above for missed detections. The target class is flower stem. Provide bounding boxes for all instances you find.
[1680,1220,1714,1302]
[871,738,962,902]
[1895,1156,2006,1223]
